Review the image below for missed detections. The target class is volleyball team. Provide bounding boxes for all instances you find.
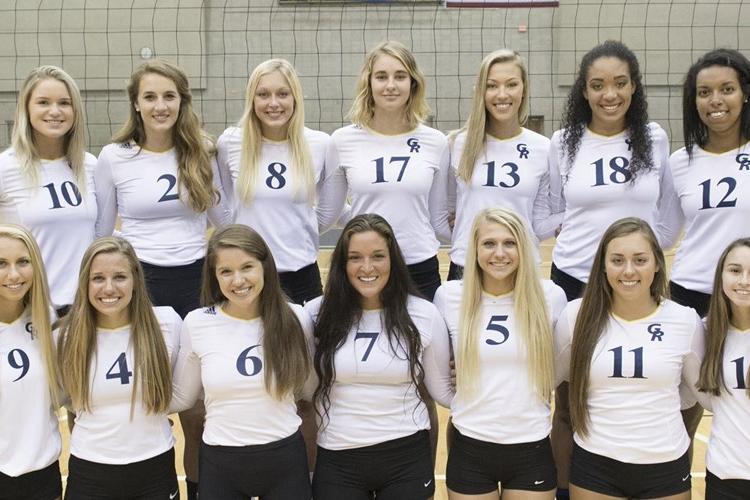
[0,38,748,500]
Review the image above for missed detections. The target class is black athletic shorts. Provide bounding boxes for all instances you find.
[446,426,556,494]
[313,430,434,500]
[198,430,310,500]
[570,443,690,499]
[706,469,750,500]
[65,448,178,500]
[0,460,61,500]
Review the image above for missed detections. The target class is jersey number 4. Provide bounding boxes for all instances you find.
[106,352,133,385]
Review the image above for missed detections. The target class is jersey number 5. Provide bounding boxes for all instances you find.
[485,315,510,345]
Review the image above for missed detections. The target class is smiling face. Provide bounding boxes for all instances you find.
[476,220,519,295]
[484,61,524,137]
[604,231,658,309]
[88,252,134,329]
[346,231,391,310]
[0,237,33,315]
[722,245,750,313]
[215,247,264,320]
[135,72,181,143]
[28,78,74,148]
[253,70,295,141]
[370,54,411,115]
[583,56,636,136]
[695,65,746,142]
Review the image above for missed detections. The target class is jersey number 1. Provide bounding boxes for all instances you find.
[731,357,748,390]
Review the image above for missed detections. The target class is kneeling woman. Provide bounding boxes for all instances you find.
[171,224,313,499]
[433,207,567,499]
[696,238,750,498]
[306,213,452,500]
[557,218,704,500]
[58,237,182,499]
[0,225,61,500]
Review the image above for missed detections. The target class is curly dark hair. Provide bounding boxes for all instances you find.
[561,40,652,182]
[682,48,750,157]
[312,214,424,427]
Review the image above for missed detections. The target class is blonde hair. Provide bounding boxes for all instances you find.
[59,237,172,416]
[348,40,430,129]
[237,59,314,204]
[0,224,57,406]
[457,50,529,183]
[11,65,87,191]
[456,208,554,401]
[112,60,218,213]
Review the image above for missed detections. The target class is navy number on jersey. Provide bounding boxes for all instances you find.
[355,331,379,361]
[372,156,410,184]
[483,161,520,188]
[265,162,287,189]
[485,315,510,345]
[699,177,738,210]
[609,346,646,379]
[731,357,748,390]
[7,348,30,381]
[157,174,180,202]
[43,181,83,209]
[591,157,632,187]
[106,352,133,384]
[236,344,262,376]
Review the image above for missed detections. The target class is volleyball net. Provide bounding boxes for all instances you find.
[1,0,748,153]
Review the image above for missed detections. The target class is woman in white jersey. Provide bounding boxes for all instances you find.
[170,224,313,500]
[58,237,182,499]
[547,41,676,500]
[447,50,555,280]
[433,208,566,499]
[95,59,230,497]
[668,48,750,318]
[319,40,451,301]
[556,218,704,500]
[0,66,96,317]
[217,58,330,305]
[306,213,452,500]
[0,225,60,500]
[695,238,750,498]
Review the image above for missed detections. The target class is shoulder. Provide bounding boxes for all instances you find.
[98,142,136,161]
[153,305,182,326]
[660,299,702,322]
[303,127,331,143]
[184,305,222,327]
[218,126,242,145]
[562,298,583,321]
[646,122,669,144]
[542,279,567,303]
[0,147,18,169]
[521,127,551,146]
[435,280,462,303]
[415,124,449,145]
[407,294,441,320]
[669,146,689,164]
[330,124,359,141]
[303,295,323,322]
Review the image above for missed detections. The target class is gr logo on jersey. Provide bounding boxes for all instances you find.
[516,143,529,159]
[25,321,35,339]
[647,323,664,341]
[735,153,750,171]
[407,138,420,153]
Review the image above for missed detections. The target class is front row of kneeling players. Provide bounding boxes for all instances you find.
[1,209,748,499]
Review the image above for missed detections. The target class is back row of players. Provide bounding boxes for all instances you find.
[0,37,747,499]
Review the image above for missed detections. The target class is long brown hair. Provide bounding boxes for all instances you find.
[698,238,750,398]
[58,237,172,416]
[201,224,310,400]
[569,218,668,437]
[113,59,218,213]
